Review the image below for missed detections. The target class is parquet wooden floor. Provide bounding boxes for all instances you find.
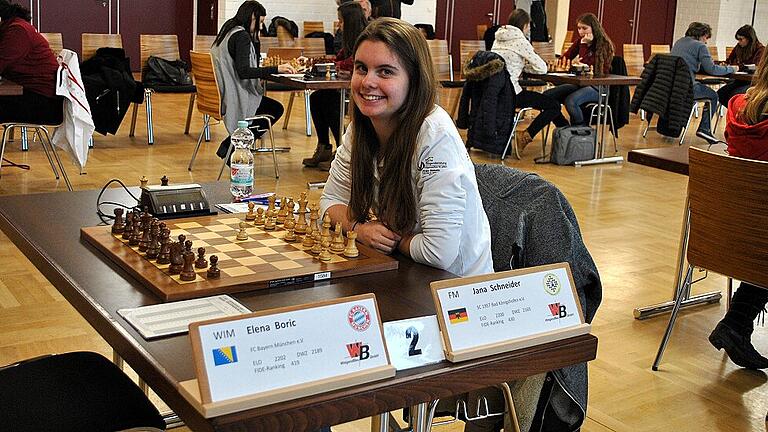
[1,90,765,432]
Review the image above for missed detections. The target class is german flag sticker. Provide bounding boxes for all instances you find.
[448,307,469,324]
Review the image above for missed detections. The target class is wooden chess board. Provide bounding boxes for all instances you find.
[81,213,399,301]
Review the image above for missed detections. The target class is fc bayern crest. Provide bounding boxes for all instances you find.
[348,305,372,332]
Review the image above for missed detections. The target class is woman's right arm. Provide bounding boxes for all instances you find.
[228,31,278,79]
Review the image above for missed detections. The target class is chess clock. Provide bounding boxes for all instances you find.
[140,184,216,219]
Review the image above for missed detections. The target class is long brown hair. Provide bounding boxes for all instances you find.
[338,2,368,56]
[737,51,768,124]
[734,24,762,65]
[347,18,437,235]
[576,13,614,77]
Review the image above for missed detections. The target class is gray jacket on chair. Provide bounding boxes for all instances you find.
[474,164,602,432]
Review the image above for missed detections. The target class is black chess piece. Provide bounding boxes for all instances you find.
[146,224,161,259]
[168,242,184,274]
[157,229,171,264]
[195,247,208,268]
[122,212,133,240]
[112,208,125,234]
[161,175,169,186]
[206,255,220,279]
[128,220,141,246]
[180,251,197,281]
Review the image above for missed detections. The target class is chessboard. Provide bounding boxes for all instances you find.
[81,211,399,302]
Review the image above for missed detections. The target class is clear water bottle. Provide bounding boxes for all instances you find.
[229,120,254,199]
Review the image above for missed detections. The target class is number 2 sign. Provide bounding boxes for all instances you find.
[383,316,445,370]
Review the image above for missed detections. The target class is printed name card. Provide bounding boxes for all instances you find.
[431,263,591,362]
[182,294,395,417]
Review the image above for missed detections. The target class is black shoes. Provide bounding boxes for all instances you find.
[708,321,768,369]
[696,130,720,144]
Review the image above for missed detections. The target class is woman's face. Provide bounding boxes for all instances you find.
[577,22,592,38]
[737,35,749,47]
[250,14,264,34]
[352,40,410,126]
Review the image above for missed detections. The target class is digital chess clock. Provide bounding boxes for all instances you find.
[140,183,216,219]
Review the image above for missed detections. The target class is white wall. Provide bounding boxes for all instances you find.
[219,0,437,36]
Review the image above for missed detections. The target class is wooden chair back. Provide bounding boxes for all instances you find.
[426,39,450,59]
[298,38,326,57]
[649,44,670,61]
[532,41,555,63]
[707,45,719,62]
[687,147,768,289]
[140,34,181,75]
[303,21,324,37]
[459,40,485,78]
[432,54,454,81]
[623,44,645,76]
[476,24,488,40]
[189,51,221,120]
[193,35,216,53]
[266,47,304,61]
[81,33,123,61]
[277,25,296,47]
[561,30,574,54]
[726,46,735,61]
[260,36,279,52]
[41,32,63,54]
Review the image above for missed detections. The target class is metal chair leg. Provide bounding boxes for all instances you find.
[185,93,195,135]
[652,265,695,371]
[129,102,138,137]
[188,116,210,171]
[0,125,9,179]
[679,104,698,146]
[204,114,211,141]
[37,127,60,179]
[500,108,530,160]
[304,89,312,136]
[21,126,29,151]
[144,89,154,145]
[266,118,279,179]
[39,127,72,191]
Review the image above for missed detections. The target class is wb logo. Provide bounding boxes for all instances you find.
[548,303,567,318]
[346,342,370,360]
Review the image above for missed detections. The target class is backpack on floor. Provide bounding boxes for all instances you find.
[550,126,596,165]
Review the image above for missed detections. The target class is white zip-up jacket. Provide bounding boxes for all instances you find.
[320,106,493,277]
[491,25,547,94]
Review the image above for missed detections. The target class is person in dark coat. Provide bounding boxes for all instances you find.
[370,0,413,19]
[456,51,516,155]
[630,54,694,138]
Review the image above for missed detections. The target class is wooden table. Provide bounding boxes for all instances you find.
[0,78,23,96]
[0,182,598,432]
[530,74,642,166]
[628,145,725,319]
[267,74,350,145]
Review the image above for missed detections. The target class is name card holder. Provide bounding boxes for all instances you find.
[431,263,591,363]
[180,294,395,418]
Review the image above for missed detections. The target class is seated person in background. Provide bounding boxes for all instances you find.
[711,51,768,369]
[671,21,734,144]
[492,9,567,155]
[543,13,614,126]
[303,2,368,170]
[718,24,764,108]
[320,18,493,277]
[210,0,295,160]
[334,0,371,54]
[0,0,63,124]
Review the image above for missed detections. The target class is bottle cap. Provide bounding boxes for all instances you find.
[237,120,248,128]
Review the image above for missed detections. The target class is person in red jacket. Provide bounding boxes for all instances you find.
[0,0,62,124]
[718,24,765,107]
[711,51,768,369]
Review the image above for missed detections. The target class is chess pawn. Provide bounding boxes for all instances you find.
[284,212,296,231]
[330,222,345,253]
[195,247,208,268]
[310,232,323,255]
[168,242,184,274]
[161,175,169,186]
[264,212,276,230]
[207,255,221,279]
[254,207,265,225]
[140,175,148,189]
[236,221,249,240]
[302,229,315,248]
[343,230,359,258]
[319,238,332,262]
[112,208,125,234]
[245,201,256,221]
[284,226,297,242]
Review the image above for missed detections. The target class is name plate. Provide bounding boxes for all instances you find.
[431,263,590,362]
[183,294,395,417]
[383,315,445,370]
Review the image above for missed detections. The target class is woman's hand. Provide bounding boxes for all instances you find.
[277,63,296,74]
[581,33,593,45]
[355,221,401,255]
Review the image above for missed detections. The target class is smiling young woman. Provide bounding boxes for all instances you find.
[319,18,493,279]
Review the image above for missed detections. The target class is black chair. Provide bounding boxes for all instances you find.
[0,351,166,432]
